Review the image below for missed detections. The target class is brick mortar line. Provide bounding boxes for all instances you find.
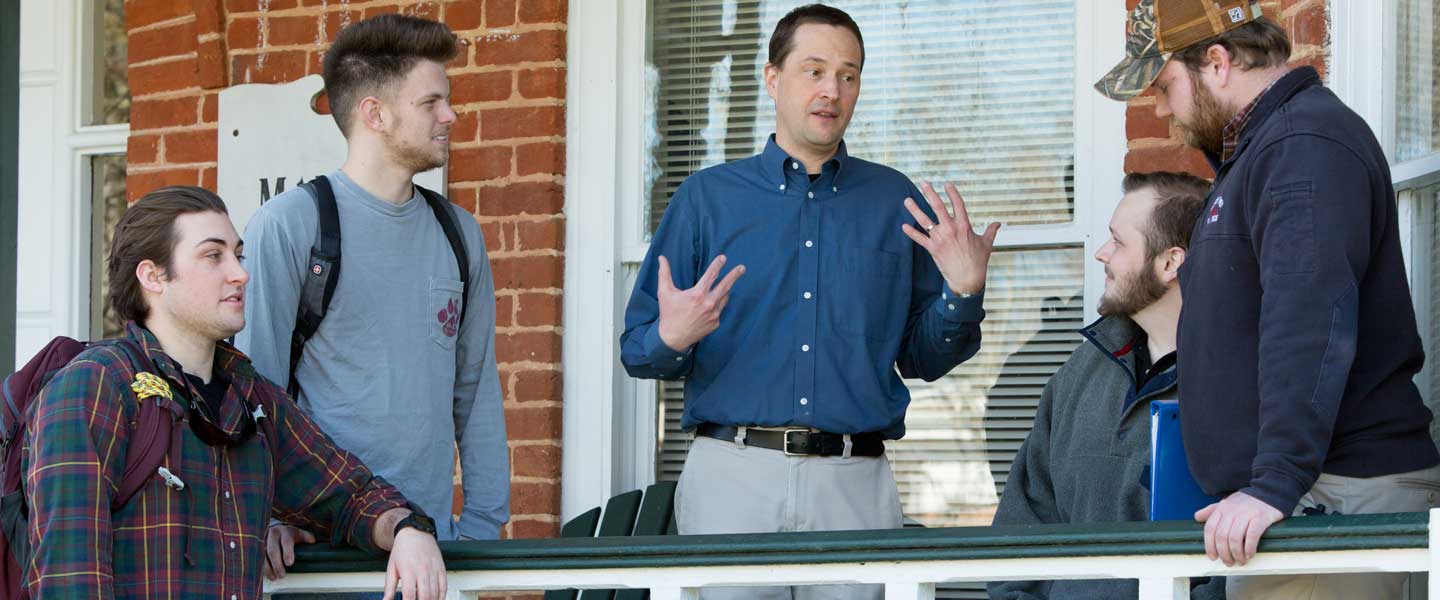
[497,359,565,370]
[128,123,218,134]
[492,288,565,296]
[511,476,562,485]
[129,14,197,34]
[499,364,563,372]
[130,88,210,102]
[128,162,218,173]
[509,514,562,522]
[503,401,563,409]
[507,440,563,447]
[453,176,566,187]
[495,325,563,335]
[453,98,566,111]
[130,53,199,69]
[488,250,564,260]
[446,64,568,75]
[472,217,567,226]
[1126,137,1188,151]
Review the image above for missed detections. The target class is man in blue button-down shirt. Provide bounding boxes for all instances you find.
[621,5,998,599]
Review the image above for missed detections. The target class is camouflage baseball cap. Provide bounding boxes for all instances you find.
[1095,0,1264,101]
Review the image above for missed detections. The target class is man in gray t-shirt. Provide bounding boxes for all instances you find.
[235,14,509,582]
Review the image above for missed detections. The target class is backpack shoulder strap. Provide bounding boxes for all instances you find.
[416,184,471,327]
[289,175,341,397]
[102,339,177,513]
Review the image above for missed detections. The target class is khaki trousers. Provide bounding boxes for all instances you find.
[1227,464,1440,599]
[675,435,904,600]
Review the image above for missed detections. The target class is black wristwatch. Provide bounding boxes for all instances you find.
[393,505,437,538]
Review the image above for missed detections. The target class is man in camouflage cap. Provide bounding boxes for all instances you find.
[1098,2,1440,598]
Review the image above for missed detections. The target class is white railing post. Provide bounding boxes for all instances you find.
[650,586,700,600]
[1137,577,1189,600]
[884,582,936,599]
[1429,507,1440,598]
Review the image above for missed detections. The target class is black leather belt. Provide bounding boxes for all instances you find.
[696,423,885,457]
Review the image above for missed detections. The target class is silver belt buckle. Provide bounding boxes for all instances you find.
[782,428,810,456]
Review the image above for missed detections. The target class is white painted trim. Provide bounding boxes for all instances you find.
[1328,0,1395,156]
[1078,0,1129,326]
[263,546,1432,596]
[561,0,623,522]
[1395,154,1440,190]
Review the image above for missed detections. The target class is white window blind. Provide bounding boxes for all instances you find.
[1397,0,1439,162]
[647,0,1077,234]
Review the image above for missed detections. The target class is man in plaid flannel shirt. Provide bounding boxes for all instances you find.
[22,186,447,599]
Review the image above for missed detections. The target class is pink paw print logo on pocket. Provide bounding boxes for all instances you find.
[437,298,460,337]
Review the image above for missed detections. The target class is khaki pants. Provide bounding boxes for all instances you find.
[675,434,904,600]
[1227,464,1440,600]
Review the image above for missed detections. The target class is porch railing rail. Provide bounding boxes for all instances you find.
[263,508,1440,599]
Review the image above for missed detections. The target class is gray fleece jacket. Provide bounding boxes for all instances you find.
[987,316,1223,600]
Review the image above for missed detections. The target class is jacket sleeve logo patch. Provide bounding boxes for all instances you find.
[1207,196,1225,224]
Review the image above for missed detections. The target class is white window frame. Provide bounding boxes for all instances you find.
[562,0,1129,520]
[1330,0,1440,402]
[15,0,130,368]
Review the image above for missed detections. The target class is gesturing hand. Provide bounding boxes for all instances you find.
[655,254,746,352]
[1195,491,1286,566]
[900,181,1000,295]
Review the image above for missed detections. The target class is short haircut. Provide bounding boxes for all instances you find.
[1172,17,1292,73]
[1121,171,1212,260]
[768,4,865,70]
[321,14,459,137]
[108,186,229,325]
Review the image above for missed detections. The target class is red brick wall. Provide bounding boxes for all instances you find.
[124,0,566,543]
[1123,0,1330,177]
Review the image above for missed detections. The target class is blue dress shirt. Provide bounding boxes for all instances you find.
[620,136,985,438]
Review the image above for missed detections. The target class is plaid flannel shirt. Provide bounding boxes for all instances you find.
[23,322,407,599]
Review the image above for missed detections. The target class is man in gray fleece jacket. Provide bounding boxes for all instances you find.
[988,172,1220,600]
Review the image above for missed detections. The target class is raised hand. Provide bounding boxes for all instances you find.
[655,254,746,352]
[900,181,1001,295]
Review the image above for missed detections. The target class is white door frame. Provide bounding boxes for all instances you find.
[15,0,129,367]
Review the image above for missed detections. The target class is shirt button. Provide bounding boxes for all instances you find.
[833,186,838,192]
[800,397,809,405]
[674,356,684,362]
[779,184,786,191]
[948,303,956,310]
[229,541,236,549]
[803,292,812,299]
[945,338,952,343]
[807,191,814,199]
[805,240,813,248]
[801,344,810,352]
[232,596,238,600]
[224,490,231,499]
[792,161,800,170]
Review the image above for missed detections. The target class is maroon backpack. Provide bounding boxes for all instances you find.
[0,337,178,599]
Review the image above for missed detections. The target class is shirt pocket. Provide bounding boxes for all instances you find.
[429,277,464,351]
[829,247,901,342]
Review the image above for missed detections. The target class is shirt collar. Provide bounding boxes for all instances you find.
[123,321,260,433]
[760,134,849,189]
[1219,67,1318,162]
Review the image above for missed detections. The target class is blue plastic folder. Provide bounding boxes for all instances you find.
[1149,400,1219,520]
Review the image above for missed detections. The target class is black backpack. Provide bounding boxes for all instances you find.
[286,175,471,396]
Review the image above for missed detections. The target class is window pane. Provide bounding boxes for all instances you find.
[647,0,1077,235]
[1408,183,1440,445]
[89,0,128,125]
[1396,0,1439,162]
[90,154,127,340]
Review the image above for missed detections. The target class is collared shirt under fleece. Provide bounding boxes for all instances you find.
[987,316,1223,600]
[235,169,509,540]
[621,136,985,438]
[24,322,407,599]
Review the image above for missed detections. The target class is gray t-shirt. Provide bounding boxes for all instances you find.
[235,170,508,540]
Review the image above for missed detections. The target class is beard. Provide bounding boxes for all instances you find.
[384,118,448,173]
[1097,263,1168,317]
[1176,75,1232,156]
